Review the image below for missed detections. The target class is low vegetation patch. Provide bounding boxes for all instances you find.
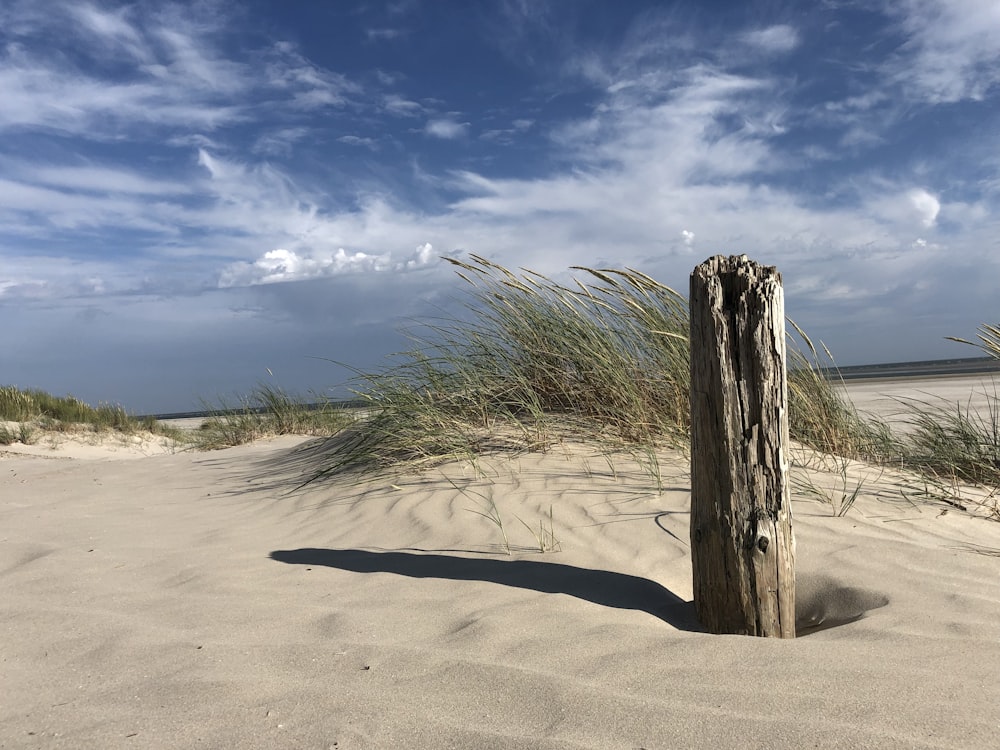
[193,383,355,449]
[0,385,179,443]
[305,259,1000,521]
[312,256,692,479]
[311,257,890,482]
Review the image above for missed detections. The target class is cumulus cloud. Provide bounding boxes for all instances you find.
[425,118,469,139]
[218,243,437,287]
[403,242,435,269]
[681,229,695,246]
[220,248,387,286]
[909,188,940,227]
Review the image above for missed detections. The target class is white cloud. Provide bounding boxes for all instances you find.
[383,94,423,116]
[740,24,799,54]
[219,242,436,287]
[425,118,469,139]
[884,0,1000,103]
[367,27,407,41]
[480,118,535,143]
[67,2,149,64]
[681,229,695,246]
[0,4,358,137]
[404,242,435,269]
[908,188,940,227]
[338,135,379,150]
[220,248,387,286]
[252,127,312,157]
[264,41,359,110]
[8,161,188,195]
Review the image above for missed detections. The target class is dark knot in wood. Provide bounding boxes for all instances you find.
[757,536,769,554]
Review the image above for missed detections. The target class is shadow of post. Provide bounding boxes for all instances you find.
[269,547,704,632]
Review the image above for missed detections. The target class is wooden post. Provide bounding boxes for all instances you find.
[688,255,795,637]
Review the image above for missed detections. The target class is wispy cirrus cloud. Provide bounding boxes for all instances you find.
[0,0,357,138]
[366,27,409,42]
[882,0,1000,103]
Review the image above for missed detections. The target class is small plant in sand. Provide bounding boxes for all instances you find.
[517,505,562,553]
[791,448,883,517]
[897,470,1000,519]
[887,323,1000,514]
[446,475,561,555]
[18,423,36,445]
[445,476,514,555]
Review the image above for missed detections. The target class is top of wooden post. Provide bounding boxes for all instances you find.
[693,254,781,284]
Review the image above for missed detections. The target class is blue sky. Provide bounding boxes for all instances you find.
[2,0,999,414]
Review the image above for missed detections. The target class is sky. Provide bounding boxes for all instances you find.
[2,0,999,414]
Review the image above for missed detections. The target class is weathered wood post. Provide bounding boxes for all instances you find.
[689,255,795,637]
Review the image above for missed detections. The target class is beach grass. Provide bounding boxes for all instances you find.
[0,384,179,442]
[896,387,1000,487]
[947,323,1000,360]
[302,259,1000,519]
[192,382,355,449]
[311,257,893,483]
[310,256,692,480]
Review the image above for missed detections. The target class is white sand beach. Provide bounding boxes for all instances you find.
[3,377,1000,748]
[844,374,999,433]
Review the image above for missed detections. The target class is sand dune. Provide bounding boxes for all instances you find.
[3,380,1000,748]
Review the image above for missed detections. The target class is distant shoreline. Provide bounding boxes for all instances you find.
[144,357,1000,421]
[831,356,1000,381]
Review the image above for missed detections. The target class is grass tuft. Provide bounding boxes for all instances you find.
[310,256,692,480]
[193,383,355,449]
[895,386,1000,488]
[0,385,177,440]
[785,320,897,463]
[312,258,887,483]
[946,323,1000,360]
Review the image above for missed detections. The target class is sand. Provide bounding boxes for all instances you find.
[843,374,999,433]
[3,378,1000,748]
